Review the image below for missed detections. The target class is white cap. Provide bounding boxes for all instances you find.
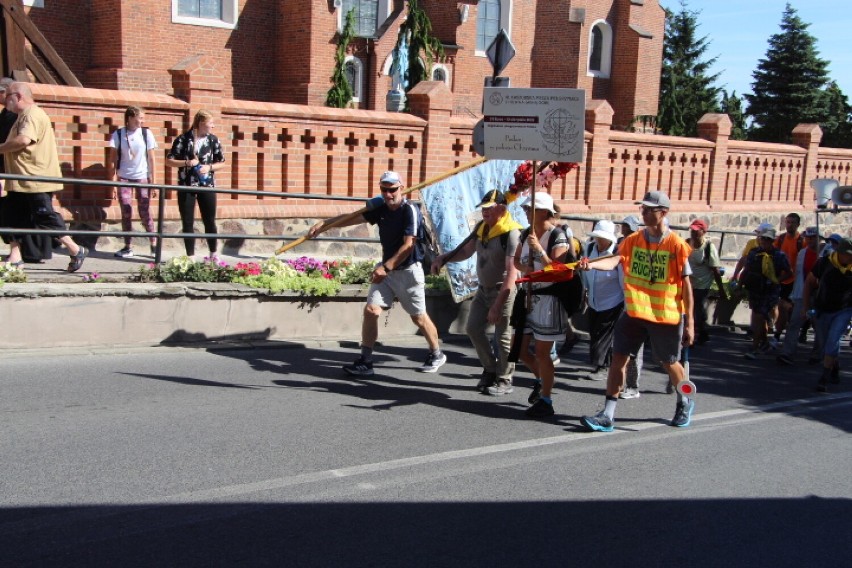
[754,222,773,234]
[588,219,617,244]
[520,192,556,214]
[380,171,402,185]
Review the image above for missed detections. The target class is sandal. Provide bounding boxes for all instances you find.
[67,246,89,272]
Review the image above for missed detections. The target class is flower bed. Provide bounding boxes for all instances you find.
[134,255,449,296]
[0,263,27,285]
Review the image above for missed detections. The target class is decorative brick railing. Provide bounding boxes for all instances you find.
[22,57,852,226]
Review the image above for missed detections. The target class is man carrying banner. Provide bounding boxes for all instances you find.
[431,189,522,395]
[575,190,695,432]
[308,171,446,376]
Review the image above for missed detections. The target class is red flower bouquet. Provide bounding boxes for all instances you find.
[506,161,579,204]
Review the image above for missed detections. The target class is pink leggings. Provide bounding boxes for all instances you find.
[118,180,155,245]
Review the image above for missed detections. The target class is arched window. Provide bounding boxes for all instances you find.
[432,65,450,87]
[476,0,512,54]
[344,56,364,102]
[588,20,613,78]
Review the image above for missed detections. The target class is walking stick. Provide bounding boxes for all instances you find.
[274,156,489,255]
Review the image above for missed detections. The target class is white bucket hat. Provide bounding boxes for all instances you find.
[520,192,556,214]
[588,219,617,244]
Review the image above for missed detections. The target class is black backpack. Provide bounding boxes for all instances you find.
[741,251,768,294]
[520,226,583,314]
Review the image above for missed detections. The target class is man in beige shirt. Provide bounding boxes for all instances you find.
[0,82,87,272]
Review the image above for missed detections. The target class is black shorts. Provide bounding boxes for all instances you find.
[0,191,66,244]
[779,282,794,302]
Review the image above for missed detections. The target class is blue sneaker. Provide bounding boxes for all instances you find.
[671,399,695,427]
[580,411,614,432]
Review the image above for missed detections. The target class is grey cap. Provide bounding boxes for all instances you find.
[635,190,671,209]
[620,215,640,232]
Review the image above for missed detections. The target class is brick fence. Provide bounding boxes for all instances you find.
[22,57,852,232]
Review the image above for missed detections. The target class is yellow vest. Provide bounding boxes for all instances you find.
[620,230,691,324]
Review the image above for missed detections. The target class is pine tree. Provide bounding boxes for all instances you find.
[326,9,356,109]
[745,4,830,143]
[821,82,852,148]
[657,1,721,137]
[719,90,747,141]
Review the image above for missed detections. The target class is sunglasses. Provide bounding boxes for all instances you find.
[380,185,401,193]
[640,205,665,213]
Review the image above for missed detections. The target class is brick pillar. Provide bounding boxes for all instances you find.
[697,113,732,205]
[169,55,225,128]
[406,80,453,184]
[584,99,614,209]
[792,123,823,206]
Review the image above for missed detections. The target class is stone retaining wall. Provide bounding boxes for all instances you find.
[0,283,752,351]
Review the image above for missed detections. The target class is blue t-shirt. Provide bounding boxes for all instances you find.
[362,200,422,268]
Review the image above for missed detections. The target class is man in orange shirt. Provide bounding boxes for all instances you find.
[576,190,695,432]
[773,213,803,344]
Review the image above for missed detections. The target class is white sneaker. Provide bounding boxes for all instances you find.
[418,351,447,373]
[620,387,641,399]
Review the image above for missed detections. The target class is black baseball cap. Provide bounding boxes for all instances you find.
[478,189,507,208]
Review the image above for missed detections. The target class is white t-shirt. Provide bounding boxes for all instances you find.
[109,127,158,180]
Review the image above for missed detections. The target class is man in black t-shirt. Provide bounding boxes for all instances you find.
[309,170,446,376]
[803,237,852,391]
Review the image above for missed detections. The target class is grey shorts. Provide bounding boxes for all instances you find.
[366,262,426,316]
[612,312,684,364]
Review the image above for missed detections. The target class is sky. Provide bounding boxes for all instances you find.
[659,0,852,100]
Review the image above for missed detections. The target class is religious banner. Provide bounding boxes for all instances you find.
[420,159,527,302]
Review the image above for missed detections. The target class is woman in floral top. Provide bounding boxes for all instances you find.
[166,110,226,256]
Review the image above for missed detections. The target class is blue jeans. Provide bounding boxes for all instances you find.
[815,307,852,358]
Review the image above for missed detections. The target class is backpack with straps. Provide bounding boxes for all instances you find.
[115,127,150,171]
[520,225,583,314]
[741,251,769,294]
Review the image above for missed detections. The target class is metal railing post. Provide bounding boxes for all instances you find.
[155,186,166,264]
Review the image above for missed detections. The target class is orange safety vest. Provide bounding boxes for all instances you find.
[620,230,691,324]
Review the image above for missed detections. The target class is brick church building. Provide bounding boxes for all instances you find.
[15,0,664,129]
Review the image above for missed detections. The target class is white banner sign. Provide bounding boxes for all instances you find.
[483,88,585,162]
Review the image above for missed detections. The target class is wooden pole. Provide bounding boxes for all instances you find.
[274,156,488,255]
[526,160,537,311]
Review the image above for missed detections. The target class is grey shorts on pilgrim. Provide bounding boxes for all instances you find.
[366,262,427,316]
[612,312,684,364]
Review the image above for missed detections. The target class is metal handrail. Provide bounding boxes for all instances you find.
[0,173,380,264]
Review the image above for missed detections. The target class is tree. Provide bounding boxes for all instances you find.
[821,81,852,148]
[657,1,721,137]
[392,0,444,93]
[745,4,831,143]
[719,90,747,141]
[326,9,356,109]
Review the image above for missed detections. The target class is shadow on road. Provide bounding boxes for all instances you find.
[0,497,847,566]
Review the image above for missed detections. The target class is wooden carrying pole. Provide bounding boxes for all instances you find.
[275,156,488,255]
[525,160,537,310]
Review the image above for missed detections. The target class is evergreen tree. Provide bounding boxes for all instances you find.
[657,1,721,137]
[745,4,830,143]
[821,81,852,148]
[326,9,356,109]
[720,90,747,141]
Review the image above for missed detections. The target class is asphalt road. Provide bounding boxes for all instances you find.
[1,330,850,567]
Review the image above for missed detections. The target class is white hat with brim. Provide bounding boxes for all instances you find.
[520,192,556,214]
[588,219,617,244]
